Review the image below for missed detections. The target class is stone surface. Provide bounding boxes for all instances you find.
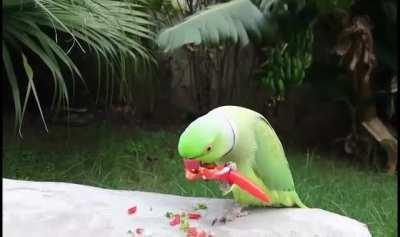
[3,178,371,237]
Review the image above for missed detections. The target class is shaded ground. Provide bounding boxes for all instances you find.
[2,117,398,237]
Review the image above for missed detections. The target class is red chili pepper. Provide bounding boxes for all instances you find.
[135,228,144,234]
[183,160,270,203]
[227,171,270,203]
[128,206,137,215]
[186,227,198,237]
[169,214,181,226]
[188,212,202,220]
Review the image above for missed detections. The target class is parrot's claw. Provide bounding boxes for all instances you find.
[225,161,237,171]
[219,182,234,195]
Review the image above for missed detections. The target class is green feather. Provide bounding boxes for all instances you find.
[252,117,295,191]
[213,106,306,207]
[252,116,307,207]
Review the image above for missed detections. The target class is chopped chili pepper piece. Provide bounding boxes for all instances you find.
[128,206,137,215]
[169,214,181,226]
[188,212,202,220]
[198,230,208,237]
[186,227,198,237]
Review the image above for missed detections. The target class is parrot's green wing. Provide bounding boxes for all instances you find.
[252,117,295,191]
[252,116,306,207]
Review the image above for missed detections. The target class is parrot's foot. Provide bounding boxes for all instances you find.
[213,204,249,225]
[218,162,237,195]
[219,182,233,195]
[225,161,237,171]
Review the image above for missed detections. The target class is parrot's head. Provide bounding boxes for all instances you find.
[178,113,235,165]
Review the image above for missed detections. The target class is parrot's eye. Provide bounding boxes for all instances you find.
[206,145,212,152]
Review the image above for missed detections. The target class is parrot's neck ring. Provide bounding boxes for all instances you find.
[220,115,236,158]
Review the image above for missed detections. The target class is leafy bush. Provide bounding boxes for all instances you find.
[259,28,312,96]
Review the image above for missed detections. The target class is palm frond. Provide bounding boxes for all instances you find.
[3,42,22,131]
[3,0,155,133]
[156,0,266,52]
[21,54,48,135]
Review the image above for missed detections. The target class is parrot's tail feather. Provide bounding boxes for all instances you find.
[292,192,308,208]
[295,199,308,208]
[273,190,308,208]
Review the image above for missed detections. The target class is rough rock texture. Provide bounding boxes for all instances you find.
[3,179,371,237]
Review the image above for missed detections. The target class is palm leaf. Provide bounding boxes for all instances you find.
[2,42,22,131]
[21,54,48,136]
[3,0,155,133]
[156,0,266,52]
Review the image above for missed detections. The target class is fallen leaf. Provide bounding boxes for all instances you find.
[194,203,208,210]
[165,211,174,218]
[180,215,190,232]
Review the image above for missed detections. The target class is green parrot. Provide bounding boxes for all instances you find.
[178,106,306,208]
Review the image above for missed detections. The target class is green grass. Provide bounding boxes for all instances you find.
[2,122,397,237]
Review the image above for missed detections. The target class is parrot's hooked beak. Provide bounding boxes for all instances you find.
[183,159,218,180]
[183,159,200,170]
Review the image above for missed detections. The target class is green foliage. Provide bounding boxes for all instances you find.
[3,0,155,133]
[21,54,48,133]
[156,0,266,52]
[259,28,312,96]
[2,126,397,237]
[146,0,180,21]
[155,0,325,52]
[155,0,357,52]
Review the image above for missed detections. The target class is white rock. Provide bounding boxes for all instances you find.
[3,178,371,237]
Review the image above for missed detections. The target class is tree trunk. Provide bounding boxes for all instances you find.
[167,43,266,115]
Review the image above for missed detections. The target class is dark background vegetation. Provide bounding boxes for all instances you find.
[2,0,397,236]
